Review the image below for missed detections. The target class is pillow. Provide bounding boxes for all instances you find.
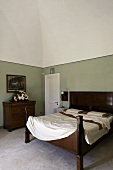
[66,108,83,114]
[87,111,112,118]
[65,109,88,115]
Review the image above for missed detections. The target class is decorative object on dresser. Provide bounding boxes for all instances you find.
[12,90,29,102]
[3,101,36,132]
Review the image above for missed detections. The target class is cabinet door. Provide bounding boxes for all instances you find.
[11,106,26,128]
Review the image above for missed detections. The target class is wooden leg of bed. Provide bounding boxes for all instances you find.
[77,155,83,170]
[25,130,30,143]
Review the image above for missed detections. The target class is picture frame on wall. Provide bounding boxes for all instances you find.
[50,67,55,74]
[6,74,26,93]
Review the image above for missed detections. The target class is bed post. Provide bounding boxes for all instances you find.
[25,107,30,143]
[76,116,84,170]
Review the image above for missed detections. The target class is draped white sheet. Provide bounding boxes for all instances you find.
[27,111,113,145]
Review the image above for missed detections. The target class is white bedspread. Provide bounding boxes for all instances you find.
[26,111,113,145]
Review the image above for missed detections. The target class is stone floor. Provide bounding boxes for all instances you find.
[0,128,113,170]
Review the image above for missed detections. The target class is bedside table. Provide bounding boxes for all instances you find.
[54,107,66,113]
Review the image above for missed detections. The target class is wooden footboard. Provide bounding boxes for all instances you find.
[25,111,113,170]
[25,108,31,143]
[25,110,87,170]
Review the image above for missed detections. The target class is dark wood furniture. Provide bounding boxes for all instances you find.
[25,92,113,170]
[3,101,36,132]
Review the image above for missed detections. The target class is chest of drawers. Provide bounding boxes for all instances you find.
[3,101,36,131]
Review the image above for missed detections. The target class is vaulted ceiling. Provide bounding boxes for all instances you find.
[0,0,113,68]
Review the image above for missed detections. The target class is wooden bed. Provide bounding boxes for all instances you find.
[25,91,113,170]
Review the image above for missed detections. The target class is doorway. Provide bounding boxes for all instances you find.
[45,73,60,114]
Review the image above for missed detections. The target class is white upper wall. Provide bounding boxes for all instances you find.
[0,0,113,68]
[37,0,113,67]
[0,0,43,67]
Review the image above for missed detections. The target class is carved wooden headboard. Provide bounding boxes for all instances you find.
[70,92,113,113]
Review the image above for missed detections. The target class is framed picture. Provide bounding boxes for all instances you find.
[6,74,26,93]
[50,67,55,74]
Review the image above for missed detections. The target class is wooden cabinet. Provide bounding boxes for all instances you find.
[3,101,36,132]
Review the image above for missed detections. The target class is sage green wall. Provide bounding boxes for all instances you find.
[43,55,113,107]
[0,60,43,127]
[1,55,113,126]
